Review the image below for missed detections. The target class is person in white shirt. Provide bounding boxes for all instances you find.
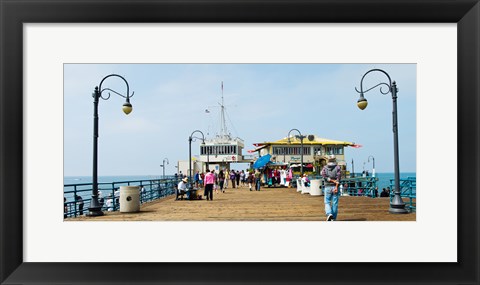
[280,169,287,186]
[302,174,310,187]
[176,177,189,200]
[139,186,146,202]
[114,188,120,208]
[105,194,114,211]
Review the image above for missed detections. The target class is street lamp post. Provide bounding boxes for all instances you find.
[88,74,134,217]
[287,129,306,176]
[206,147,210,170]
[189,130,205,190]
[160,158,169,179]
[368,155,376,177]
[355,68,407,214]
[351,159,355,178]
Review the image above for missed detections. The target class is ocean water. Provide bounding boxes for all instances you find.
[64,175,165,185]
[64,173,415,185]
[63,175,169,202]
[371,172,416,191]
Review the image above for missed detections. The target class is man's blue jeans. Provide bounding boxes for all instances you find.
[324,185,340,219]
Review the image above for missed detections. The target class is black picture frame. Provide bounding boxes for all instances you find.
[1,0,478,284]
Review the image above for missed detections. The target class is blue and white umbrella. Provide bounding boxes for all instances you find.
[253,154,272,169]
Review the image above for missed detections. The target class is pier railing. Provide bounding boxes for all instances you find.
[338,176,379,197]
[293,175,379,197]
[389,177,416,212]
[64,178,178,218]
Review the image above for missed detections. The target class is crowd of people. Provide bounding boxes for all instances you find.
[175,168,269,201]
[176,155,345,221]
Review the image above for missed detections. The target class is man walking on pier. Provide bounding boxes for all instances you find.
[254,169,262,191]
[321,155,342,221]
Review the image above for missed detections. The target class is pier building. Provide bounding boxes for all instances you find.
[251,135,359,174]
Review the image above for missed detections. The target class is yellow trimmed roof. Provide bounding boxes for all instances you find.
[257,135,354,146]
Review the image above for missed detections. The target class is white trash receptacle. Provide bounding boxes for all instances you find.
[296,179,302,192]
[310,179,322,196]
[120,186,140,213]
[301,180,310,194]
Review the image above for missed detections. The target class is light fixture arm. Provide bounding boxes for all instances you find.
[189,130,205,143]
[97,74,134,101]
[287,128,305,176]
[161,158,169,179]
[189,130,206,190]
[355,68,393,97]
[368,155,375,169]
[287,128,302,141]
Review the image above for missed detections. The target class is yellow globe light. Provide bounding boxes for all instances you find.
[122,102,133,115]
[357,97,368,110]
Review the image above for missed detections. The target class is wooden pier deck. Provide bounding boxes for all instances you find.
[71,185,416,221]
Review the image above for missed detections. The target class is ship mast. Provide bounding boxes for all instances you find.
[219,81,229,139]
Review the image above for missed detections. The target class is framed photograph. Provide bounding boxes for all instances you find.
[1,0,479,284]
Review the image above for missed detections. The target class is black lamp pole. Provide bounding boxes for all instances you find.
[287,129,306,176]
[206,147,210,170]
[351,159,355,178]
[160,158,169,179]
[88,74,134,217]
[189,130,205,190]
[356,68,407,214]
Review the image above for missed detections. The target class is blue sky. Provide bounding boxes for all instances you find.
[64,63,416,176]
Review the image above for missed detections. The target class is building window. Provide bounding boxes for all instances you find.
[287,146,310,155]
[273,146,288,155]
[326,146,334,155]
[325,146,343,155]
[303,147,311,155]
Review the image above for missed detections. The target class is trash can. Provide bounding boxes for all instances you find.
[301,181,310,194]
[309,179,322,196]
[120,186,140,213]
[296,179,302,192]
